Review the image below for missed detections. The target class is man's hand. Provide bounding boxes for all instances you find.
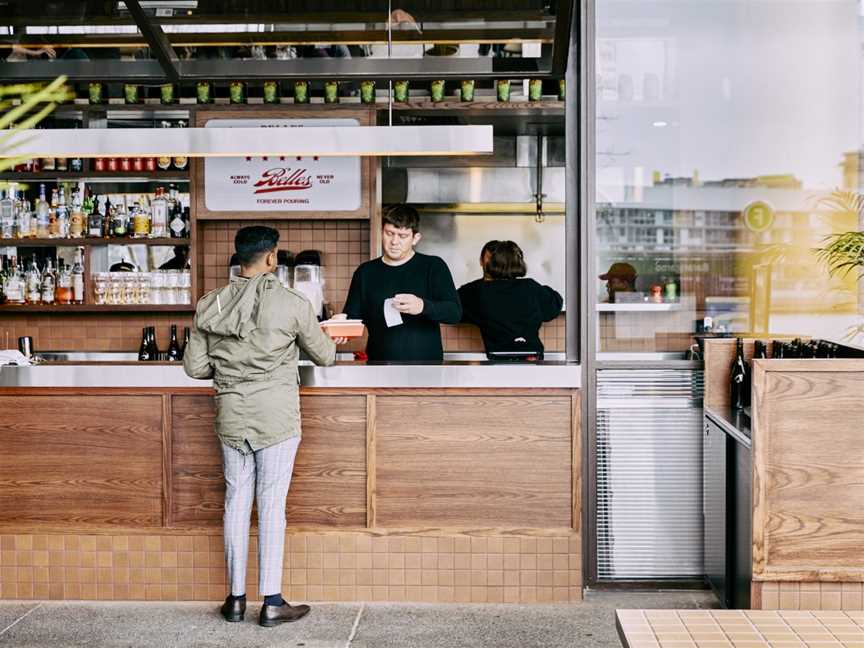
[392,293,424,316]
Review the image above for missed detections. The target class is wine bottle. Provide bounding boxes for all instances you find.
[148,326,160,361]
[138,327,151,362]
[730,338,750,410]
[167,324,181,362]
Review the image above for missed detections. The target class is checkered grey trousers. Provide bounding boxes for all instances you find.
[221,436,301,597]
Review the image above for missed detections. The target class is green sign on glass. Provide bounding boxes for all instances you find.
[743,201,775,233]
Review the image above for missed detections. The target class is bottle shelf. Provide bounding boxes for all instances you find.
[0,304,195,313]
[0,238,189,247]
[1,172,190,183]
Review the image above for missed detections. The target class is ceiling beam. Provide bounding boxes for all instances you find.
[122,0,180,82]
[0,28,554,49]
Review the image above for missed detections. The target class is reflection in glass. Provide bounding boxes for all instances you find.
[596,0,864,356]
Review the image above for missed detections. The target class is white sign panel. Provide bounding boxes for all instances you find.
[204,118,362,212]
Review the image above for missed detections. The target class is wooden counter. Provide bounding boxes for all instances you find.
[704,340,864,611]
[0,386,582,604]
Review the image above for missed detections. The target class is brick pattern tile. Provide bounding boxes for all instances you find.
[617,609,864,648]
[757,581,864,611]
[0,532,582,604]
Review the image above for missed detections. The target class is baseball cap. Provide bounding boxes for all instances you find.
[599,262,637,281]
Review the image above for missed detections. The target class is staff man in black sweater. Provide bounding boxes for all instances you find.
[338,205,462,362]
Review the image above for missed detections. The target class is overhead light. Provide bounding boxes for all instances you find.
[652,121,668,128]
[3,125,494,158]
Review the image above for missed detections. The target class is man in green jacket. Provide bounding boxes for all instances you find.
[184,226,341,627]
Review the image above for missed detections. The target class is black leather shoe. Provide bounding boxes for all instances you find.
[259,602,311,627]
[220,595,246,622]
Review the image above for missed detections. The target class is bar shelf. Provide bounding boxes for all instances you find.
[595,302,683,312]
[0,172,189,182]
[0,304,195,313]
[0,238,188,247]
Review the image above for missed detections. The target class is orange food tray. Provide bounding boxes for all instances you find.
[320,319,365,339]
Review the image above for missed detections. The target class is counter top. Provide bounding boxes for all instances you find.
[0,360,582,389]
[705,405,752,448]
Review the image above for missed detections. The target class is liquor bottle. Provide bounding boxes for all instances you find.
[169,199,186,239]
[87,191,104,238]
[3,259,25,304]
[151,187,168,238]
[40,258,56,304]
[14,192,31,239]
[138,327,152,362]
[25,257,41,304]
[181,326,190,360]
[48,188,59,238]
[132,196,151,239]
[112,198,128,238]
[167,324,181,361]
[54,260,72,304]
[730,337,751,410]
[102,195,112,239]
[36,184,50,238]
[71,247,85,304]
[0,189,13,239]
[56,186,69,239]
[69,187,84,238]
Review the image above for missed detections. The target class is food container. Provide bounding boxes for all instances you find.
[320,319,365,339]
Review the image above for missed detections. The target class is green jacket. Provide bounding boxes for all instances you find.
[183,272,336,452]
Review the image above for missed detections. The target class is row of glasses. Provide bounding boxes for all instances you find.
[93,270,191,305]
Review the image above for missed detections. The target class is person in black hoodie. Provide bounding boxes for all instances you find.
[458,240,563,359]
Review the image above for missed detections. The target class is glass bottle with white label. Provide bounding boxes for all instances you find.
[71,247,85,304]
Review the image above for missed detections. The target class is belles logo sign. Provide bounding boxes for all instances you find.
[253,167,314,194]
[204,118,362,212]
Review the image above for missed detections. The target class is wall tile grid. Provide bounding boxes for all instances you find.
[0,533,582,604]
[0,219,565,354]
[758,582,864,611]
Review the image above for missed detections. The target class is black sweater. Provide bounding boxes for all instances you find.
[457,278,563,356]
[344,253,462,362]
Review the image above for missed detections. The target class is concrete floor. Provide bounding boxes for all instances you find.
[0,590,718,648]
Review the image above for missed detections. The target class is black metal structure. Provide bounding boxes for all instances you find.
[0,0,575,82]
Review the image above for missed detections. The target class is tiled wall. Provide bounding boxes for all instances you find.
[1,219,565,354]
[0,313,193,354]
[0,532,582,604]
[757,582,864,611]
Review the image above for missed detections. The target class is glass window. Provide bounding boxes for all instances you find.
[595,0,864,357]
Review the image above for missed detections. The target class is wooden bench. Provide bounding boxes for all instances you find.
[616,609,864,648]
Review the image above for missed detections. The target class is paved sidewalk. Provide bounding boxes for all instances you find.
[0,590,717,648]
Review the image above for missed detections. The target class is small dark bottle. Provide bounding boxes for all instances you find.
[148,326,160,361]
[730,337,751,410]
[180,326,190,360]
[754,340,768,360]
[167,324,181,362]
[138,327,151,362]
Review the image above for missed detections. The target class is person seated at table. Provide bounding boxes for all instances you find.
[458,240,563,359]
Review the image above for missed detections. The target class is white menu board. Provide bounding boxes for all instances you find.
[203,118,362,212]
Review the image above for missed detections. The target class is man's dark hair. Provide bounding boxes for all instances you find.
[234,226,280,266]
[382,204,420,234]
[485,240,527,280]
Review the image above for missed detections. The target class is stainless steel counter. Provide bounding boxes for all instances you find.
[0,354,581,389]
